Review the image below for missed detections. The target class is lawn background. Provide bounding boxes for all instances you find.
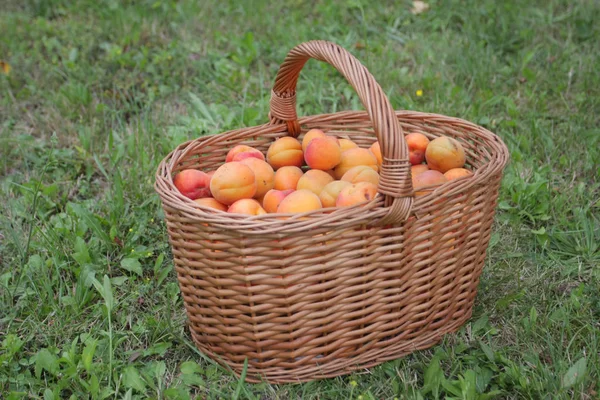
[1,0,599,399]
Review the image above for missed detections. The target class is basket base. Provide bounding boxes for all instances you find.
[188,311,472,384]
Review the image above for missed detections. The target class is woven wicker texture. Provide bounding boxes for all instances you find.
[155,40,509,383]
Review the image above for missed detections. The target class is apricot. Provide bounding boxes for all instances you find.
[262,189,294,213]
[369,141,382,166]
[341,165,380,186]
[296,169,334,196]
[193,197,228,212]
[301,129,326,152]
[406,132,430,165]
[277,189,322,213]
[412,170,447,196]
[425,136,466,173]
[304,137,342,170]
[226,145,261,162]
[239,158,275,198]
[266,137,304,169]
[338,139,359,152]
[173,169,211,200]
[325,169,336,179]
[444,167,473,181]
[228,199,267,216]
[411,164,429,177]
[273,166,303,191]
[336,182,378,207]
[231,149,265,162]
[333,148,378,179]
[319,180,351,208]
[209,162,257,205]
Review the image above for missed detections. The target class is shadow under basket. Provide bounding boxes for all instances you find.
[155,40,509,384]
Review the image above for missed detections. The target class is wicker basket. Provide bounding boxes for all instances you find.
[155,40,509,383]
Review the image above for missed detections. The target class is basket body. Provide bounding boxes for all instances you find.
[156,110,508,383]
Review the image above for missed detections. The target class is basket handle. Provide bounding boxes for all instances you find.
[269,40,413,225]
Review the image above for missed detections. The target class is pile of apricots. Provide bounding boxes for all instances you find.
[173,129,472,216]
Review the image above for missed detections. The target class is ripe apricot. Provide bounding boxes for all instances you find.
[226,145,261,162]
[277,189,322,213]
[239,158,275,198]
[173,169,211,200]
[228,199,267,215]
[333,148,378,179]
[425,136,466,173]
[406,132,430,165]
[209,162,257,205]
[193,197,228,212]
[296,169,334,196]
[369,141,382,166]
[304,137,342,170]
[411,164,429,177]
[319,180,351,208]
[301,129,326,152]
[262,189,294,213]
[412,170,447,196]
[231,149,265,162]
[338,139,359,152]
[336,182,378,207]
[341,165,380,186]
[273,166,303,191]
[266,137,304,169]
[444,167,473,181]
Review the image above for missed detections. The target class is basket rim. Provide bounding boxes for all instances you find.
[154,110,509,234]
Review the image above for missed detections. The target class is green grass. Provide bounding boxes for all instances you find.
[1,0,599,398]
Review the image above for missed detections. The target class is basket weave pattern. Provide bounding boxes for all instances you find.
[155,41,509,383]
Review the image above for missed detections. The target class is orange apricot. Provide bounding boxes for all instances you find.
[333,148,378,179]
[412,170,447,196]
[341,165,380,186]
[228,199,267,216]
[425,136,466,173]
[406,132,430,165]
[338,138,359,152]
[231,149,265,162]
[226,145,260,163]
[296,169,334,196]
[319,180,351,208]
[411,164,429,177]
[277,189,323,213]
[173,169,211,200]
[369,141,382,166]
[239,158,275,198]
[266,137,304,169]
[262,189,294,213]
[301,129,326,152]
[444,167,473,181]
[193,197,228,212]
[209,162,257,205]
[273,166,303,191]
[336,182,379,207]
[304,137,342,170]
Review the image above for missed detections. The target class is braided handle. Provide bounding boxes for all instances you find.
[269,40,413,225]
